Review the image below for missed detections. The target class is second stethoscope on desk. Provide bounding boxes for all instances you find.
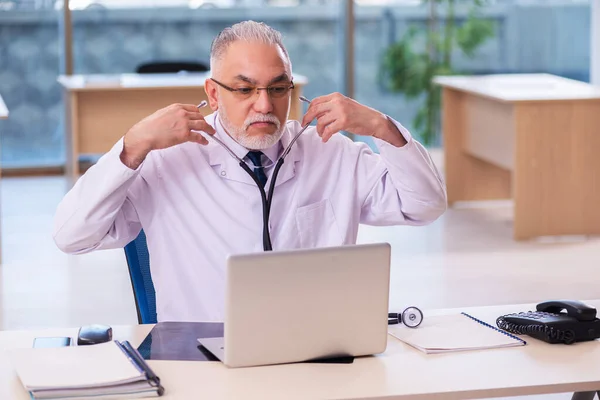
[193,96,313,252]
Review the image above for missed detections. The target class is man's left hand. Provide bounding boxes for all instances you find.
[301,92,407,147]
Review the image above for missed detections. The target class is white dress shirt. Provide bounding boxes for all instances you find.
[53,112,447,322]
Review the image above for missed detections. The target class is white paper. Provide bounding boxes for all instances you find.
[388,313,525,354]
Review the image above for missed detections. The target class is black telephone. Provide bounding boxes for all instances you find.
[496,300,600,344]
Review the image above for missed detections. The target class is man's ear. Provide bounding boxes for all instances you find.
[205,79,219,111]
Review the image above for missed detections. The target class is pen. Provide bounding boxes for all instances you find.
[116,340,162,387]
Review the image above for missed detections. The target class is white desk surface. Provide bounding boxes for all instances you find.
[2,301,599,400]
[0,94,8,119]
[433,73,600,102]
[57,72,309,92]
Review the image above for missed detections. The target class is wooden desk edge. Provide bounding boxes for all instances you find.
[433,76,600,103]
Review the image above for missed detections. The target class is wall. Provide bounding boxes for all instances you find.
[0,2,592,167]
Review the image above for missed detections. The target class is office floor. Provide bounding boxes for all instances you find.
[0,165,598,400]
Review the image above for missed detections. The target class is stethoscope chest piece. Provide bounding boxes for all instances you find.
[388,306,424,328]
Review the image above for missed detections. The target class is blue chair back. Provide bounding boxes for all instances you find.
[124,230,158,324]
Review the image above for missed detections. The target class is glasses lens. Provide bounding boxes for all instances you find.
[234,87,255,100]
[268,85,292,98]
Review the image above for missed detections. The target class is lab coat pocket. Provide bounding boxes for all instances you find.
[295,199,343,248]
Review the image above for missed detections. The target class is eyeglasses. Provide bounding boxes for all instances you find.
[210,78,294,100]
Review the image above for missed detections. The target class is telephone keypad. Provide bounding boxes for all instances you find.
[513,311,559,322]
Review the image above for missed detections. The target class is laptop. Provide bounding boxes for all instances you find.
[197,243,391,368]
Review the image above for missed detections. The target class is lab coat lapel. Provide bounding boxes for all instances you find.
[208,144,257,186]
[206,113,256,186]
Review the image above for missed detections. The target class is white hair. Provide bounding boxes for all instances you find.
[210,20,291,71]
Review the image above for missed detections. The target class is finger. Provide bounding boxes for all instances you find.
[321,120,343,143]
[302,101,334,126]
[315,111,338,136]
[188,119,216,135]
[186,111,209,120]
[302,100,333,123]
[308,93,338,107]
[178,104,205,113]
[189,130,209,145]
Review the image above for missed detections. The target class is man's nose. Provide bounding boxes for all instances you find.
[253,89,274,114]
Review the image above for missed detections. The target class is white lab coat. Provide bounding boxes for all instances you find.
[53,112,447,322]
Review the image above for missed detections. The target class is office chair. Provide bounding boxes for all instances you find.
[124,230,158,324]
[572,392,600,400]
[135,61,209,74]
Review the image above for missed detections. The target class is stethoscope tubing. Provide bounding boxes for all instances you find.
[193,97,313,250]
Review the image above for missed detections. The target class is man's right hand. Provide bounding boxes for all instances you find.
[120,103,216,170]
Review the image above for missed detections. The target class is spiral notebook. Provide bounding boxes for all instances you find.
[388,312,526,354]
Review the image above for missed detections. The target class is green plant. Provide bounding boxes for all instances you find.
[380,0,495,146]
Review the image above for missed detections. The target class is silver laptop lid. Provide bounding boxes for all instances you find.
[224,243,391,368]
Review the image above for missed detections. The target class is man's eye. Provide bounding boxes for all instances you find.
[269,86,287,94]
[237,87,254,94]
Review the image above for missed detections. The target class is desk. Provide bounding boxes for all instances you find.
[58,73,308,177]
[433,73,600,240]
[2,301,599,399]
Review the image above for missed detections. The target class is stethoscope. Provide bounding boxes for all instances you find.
[195,99,425,328]
[388,306,424,328]
[193,96,314,251]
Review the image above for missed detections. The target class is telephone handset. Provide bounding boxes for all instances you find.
[496,300,600,344]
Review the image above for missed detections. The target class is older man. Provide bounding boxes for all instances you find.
[53,20,447,322]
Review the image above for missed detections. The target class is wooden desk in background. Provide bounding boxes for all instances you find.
[0,93,8,264]
[434,73,600,240]
[58,73,308,177]
[1,301,600,399]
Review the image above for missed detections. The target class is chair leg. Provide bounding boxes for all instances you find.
[571,392,597,400]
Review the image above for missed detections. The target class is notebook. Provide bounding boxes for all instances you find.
[388,312,526,354]
[8,340,164,399]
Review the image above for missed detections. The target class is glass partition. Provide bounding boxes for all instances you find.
[1,0,592,167]
[0,0,64,168]
[0,0,346,168]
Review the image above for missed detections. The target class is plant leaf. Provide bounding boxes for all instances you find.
[380,30,429,99]
[455,11,495,58]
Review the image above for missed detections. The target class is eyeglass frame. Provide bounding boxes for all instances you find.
[210,77,295,99]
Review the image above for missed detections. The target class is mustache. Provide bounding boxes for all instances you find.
[244,114,281,130]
